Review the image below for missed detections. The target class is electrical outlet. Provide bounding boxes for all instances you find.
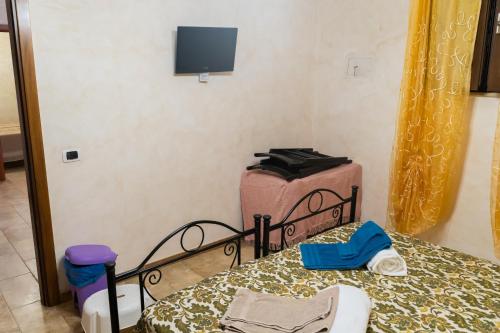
[62,149,80,163]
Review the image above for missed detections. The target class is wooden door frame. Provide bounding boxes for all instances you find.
[5,0,60,306]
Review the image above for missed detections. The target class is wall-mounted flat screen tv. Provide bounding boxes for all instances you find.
[175,26,238,74]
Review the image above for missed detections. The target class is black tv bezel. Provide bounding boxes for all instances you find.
[175,26,238,74]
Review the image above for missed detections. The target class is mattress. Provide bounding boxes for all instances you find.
[137,223,500,333]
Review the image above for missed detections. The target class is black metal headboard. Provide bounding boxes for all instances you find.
[261,185,359,256]
[105,217,264,333]
[104,186,358,332]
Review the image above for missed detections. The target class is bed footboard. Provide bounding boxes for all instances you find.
[105,216,264,333]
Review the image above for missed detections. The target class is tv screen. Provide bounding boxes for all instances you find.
[175,26,238,74]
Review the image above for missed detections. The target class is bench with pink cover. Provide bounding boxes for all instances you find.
[240,164,362,249]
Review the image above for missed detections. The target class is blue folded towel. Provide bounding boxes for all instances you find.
[299,221,392,270]
[337,242,358,259]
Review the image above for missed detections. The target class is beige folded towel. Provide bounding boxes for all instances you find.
[220,287,339,333]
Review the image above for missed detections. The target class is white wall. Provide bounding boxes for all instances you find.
[28,0,317,287]
[311,0,499,263]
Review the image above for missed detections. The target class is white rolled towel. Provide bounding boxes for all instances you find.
[366,247,407,276]
[329,285,372,333]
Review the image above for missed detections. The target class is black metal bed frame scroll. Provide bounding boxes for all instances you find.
[104,217,264,333]
[261,185,359,256]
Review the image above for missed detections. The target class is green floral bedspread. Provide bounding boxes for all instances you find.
[137,223,500,333]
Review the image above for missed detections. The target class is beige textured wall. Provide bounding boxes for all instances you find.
[311,0,500,263]
[0,32,19,125]
[0,2,7,26]
[28,0,499,289]
[28,0,316,287]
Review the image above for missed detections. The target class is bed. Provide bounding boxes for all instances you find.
[104,186,499,333]
[136,223,499,333]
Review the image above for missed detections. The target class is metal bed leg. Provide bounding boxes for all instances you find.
[138,273,145,312]
[262,215,271,257]
[237,239,241,265]
[105,262,120,333]
[253,214,262,259]
[349,185,359,223]
[280,225,285,251]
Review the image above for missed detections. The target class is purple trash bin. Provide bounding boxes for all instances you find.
[65,244,117,314]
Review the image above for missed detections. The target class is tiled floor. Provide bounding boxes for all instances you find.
[0,167,80,333]
[0,167,254,332]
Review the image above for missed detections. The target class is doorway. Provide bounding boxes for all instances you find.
[0,5,42,315]
[1,0,60,309]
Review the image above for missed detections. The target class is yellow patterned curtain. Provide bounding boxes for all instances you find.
[388,0,481,235]
[491,108,500,258]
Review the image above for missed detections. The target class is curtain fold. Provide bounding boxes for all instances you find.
[491,108,500,259]
[388,0,481,235]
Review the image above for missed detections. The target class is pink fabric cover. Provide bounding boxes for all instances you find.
[241,164,362,249]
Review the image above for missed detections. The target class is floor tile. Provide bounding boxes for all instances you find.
[0,193,12,207]
[56,301,83,333]
[0,232,17,257]
[121,244,256,302]
[0,295,20,333]
[162,260,204,291]
[3,224,33,243]
[0,215,26,232]
[2,192,26,204]
[184,243,254,278]
[13,205,31,224]
[12,202,29,212]
[5,198,29,206]
[3,224,35,261]
[11,301,74,333]
[0,274,40,309]
[11,238,35,261]
[0,253,29,281]
[0,207,21,223]
[25,258,38,281]
[5,169,26,180]
[139,261,205,300]
[184,247,237,277]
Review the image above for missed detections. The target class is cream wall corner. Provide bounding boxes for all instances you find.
[28,0,317,289]
[27,0,499,291]
[311,0,500,264]
[311,0,408,226]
